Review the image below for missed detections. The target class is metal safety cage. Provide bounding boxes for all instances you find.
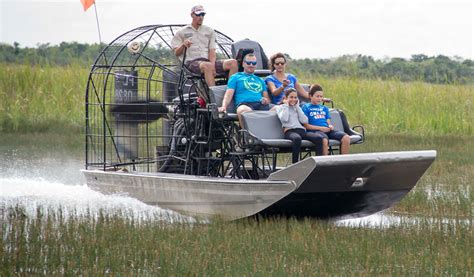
[85,24,234,172]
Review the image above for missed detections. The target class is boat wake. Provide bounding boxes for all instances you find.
[2,177,468,228]
[0,177,196,223]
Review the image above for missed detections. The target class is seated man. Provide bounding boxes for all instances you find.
[170,5,238,86]
[218,53,271,126]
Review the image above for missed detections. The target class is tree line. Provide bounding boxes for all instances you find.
[1,42,473,84]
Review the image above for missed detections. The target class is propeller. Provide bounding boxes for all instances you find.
[110,100,169,123]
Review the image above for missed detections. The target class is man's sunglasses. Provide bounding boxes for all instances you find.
[274,62,285,66]
[244,61,257,66]
[195,12,206,17]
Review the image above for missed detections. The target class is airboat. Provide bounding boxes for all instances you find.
[82,24,436,221]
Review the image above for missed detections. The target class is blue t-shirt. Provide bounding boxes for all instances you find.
[265,73,298,104]
[227,72,267,107]
[302,103,331,128]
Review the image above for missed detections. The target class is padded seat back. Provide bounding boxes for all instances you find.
[329,109,345,133]
[208,85,236,114]
[330,109,363,144]
[242,111,285,140]
[298,84,310,105]
[301,84,310,92]
[231,39,269,70]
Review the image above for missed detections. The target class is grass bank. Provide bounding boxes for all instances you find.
[300,75,473,136]
[0,63,88,133]
[2,207,471,275]
[1,64,472,135]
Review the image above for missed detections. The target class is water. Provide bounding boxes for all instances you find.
[0,146,194,223]
[0,138,468,227]
[336,213,471,229]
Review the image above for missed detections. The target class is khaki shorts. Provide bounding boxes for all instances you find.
[186,58,225,75]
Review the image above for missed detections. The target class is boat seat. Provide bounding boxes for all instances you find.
[241,111,316,149]
[241,110,364,151]
[299,84,311,105]
[328,109,365,150]
[231,39,269,70]
[208,85,238,121]
[240,111,316,171]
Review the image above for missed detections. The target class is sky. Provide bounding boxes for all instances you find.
[0,0,473,60]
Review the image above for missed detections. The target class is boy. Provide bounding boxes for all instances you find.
[302,84,350,155]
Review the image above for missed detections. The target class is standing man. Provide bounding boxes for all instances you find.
[171,5,238,86]
[218,53,271,126]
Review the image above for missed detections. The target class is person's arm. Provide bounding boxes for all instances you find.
[267,81,285,97]
[326,119,334,130]
[261,90,271,105]
[325,107,334,130]
[276,104,290,123]
[296,105,308,124]
[218,88,235,112]
[171,33,192,57]
[304,123,331,132]
[295,81,309,99]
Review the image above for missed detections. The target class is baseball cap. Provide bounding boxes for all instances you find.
[191,5,206,15]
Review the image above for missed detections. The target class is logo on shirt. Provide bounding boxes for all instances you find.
[309,111,326,119]
[307,106,327,119]
[243,75,263,92]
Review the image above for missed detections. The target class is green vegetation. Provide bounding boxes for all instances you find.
[1,132,472,275]
[2,206,471,275]
[1,63,472,135]
[1,42,473,84]
[2,130,472,276]
[0,42,105,66]
[1,58,472,275]
[303,76,473,136]
[0,64,88,132]
[290,54,474,84]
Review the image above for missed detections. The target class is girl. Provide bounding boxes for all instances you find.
[275,88,323,163]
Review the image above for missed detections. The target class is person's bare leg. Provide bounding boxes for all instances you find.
[199,62,216,86]
[223,59,238,78]
[322,139,329,155]
[236,105,252,128]
[340,135,351,154]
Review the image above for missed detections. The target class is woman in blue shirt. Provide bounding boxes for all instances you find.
[265,53,309,105]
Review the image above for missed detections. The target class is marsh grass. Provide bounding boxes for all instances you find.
[1,64,473,136]
[1,133,472,275]
[300,75,473,136]
[2,206,471,275]
[1,65,472,275]
[0,64,88,133]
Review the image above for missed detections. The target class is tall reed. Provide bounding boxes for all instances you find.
[1,64,472,136]
[0,63,88,132]
[300,75,473,136]
[2,207,471,275]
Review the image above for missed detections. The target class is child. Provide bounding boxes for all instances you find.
[302,84,350,155]
[275,88,323,163]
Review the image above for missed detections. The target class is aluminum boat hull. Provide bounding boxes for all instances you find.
[83,150,436,220]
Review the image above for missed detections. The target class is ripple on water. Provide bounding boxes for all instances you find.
[0,177,196,223]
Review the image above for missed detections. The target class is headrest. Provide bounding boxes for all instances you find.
[235,48,255,72]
